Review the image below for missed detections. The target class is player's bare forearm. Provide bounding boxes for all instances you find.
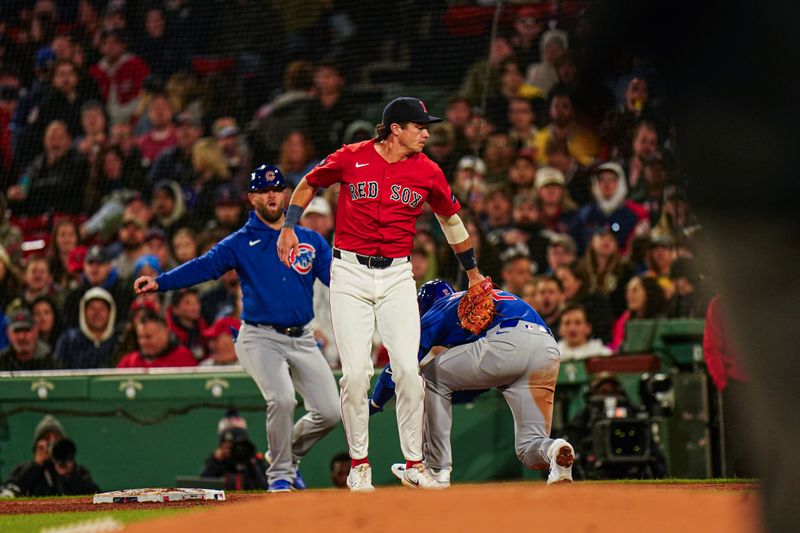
[287,177,318,210]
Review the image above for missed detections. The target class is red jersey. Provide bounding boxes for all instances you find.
[305,140,461,257]
[116,345,197,369]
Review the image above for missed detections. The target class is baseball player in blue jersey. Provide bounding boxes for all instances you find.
[370,279,574,487]
[134,165,340,493]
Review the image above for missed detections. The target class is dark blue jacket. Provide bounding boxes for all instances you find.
[156,212,331,328]
[54,328,118,369]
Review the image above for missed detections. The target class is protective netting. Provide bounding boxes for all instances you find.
[0,1,699,371]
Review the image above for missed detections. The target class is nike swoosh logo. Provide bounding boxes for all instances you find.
[249,240,261,246]
[355,162,369,168]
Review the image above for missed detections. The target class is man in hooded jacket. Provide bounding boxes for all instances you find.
[54,287,119,369]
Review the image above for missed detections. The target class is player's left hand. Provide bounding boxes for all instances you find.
[277,228,300,268]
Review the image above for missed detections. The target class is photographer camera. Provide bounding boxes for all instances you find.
[564,372,667,480]
[200,410,268,491]
[1,415,100,497]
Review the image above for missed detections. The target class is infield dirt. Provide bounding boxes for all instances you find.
[113,483,760,533]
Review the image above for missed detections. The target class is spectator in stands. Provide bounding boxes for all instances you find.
[482,185,514,234]
[546,233,578,275]
[61,245,131,330]
[146,111,203,187]
[545,138,592,207]
[172,227,199,264]
[200,268,241,324]
[452,155,487,204]
[460,34,514,106]
[9,48,55,169]
[608,276,668,353]
[330,451,351,489]
[31,296,59,351]
[507,154,537,196]
[556,262,614,343]
[278,131,319,187]
[74,100,107,167]
[602,77,665,160]
[89,29,150,125]
[213,117,251,191]
[482,133,515,182]
[0,309,58,371]
[1,418,99,497]
[424,123,459,180]
[7,120,89,215]
[251,60,316,163]
[667,257,709,318]
[135,93,176,166]
[144,228,176,272]
[532,275,565,338]
[630,156,670,226]
[187,137,230,226]
[533,90,599,166]
[0,195,22,264]
[0,244,22,311]
[507,97,539,152]
[624,121,661,196]
[299,196,334,242]
[167,288,208,362]
[558,304,612,361]
[510,4,546,67]
[651,185,699,244]
[535,166,579,234]
[55,287,118,369]
[21,59,87,160]
[117,312,197,368]
[109,122,146,179]
[111,216,148,281]
[200,410,268,490]
[444,96,472,156]
[110,300,159,366]
[308,60,357,157]
[526,29,568,95]
[132,255,161,282]
[47,219,79,290]
[84,145,148,214]
[0,84,20,183]
[20,256,58,305]
[151,180,190,240]
[136,7,169,79]
[199,317,240,367]
[500,253,534,297]
[571,162,649,256]
[486,193,546,273]
[463,108,496,155]
[643,234,675,291]
[485,58,538,133]
[581,227,635,317]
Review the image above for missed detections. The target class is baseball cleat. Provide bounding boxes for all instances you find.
[347,463,375,492]
[397,463,448,489]
[268,480,292,493]
[546,438,574,485]
[265,450,306,490]
[391,463,451,488]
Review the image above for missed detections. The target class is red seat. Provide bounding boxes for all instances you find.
[191,56,236,77]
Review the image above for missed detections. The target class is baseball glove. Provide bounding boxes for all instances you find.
[458,277,496,334]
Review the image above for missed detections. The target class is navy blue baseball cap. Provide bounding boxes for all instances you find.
[417,279,455,316]
[249,164,286,192]
[382,97,443,127]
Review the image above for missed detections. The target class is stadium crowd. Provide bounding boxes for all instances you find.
[0,1,708,373]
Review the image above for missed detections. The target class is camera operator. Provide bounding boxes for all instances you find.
[200,410,268,490]
[1,416,100,497]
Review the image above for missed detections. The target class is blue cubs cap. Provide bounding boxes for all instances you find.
[417,279,455,316]
[249,164,286,192]
[382,97,443,127]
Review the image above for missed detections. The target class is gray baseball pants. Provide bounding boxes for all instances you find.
[236,323,340,484]
[421,321,561,472]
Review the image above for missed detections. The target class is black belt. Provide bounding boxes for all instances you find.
[244,321,305,337]
[332,249,409,270]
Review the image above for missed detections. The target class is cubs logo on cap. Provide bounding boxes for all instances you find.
[249,164,286,192]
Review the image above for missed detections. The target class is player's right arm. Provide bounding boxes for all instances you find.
[135,237,238,294]
[278,147,347,267]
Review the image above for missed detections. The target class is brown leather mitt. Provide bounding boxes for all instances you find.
[458,277,496,334]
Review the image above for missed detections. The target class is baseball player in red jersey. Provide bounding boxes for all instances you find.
[278,97,485,491]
